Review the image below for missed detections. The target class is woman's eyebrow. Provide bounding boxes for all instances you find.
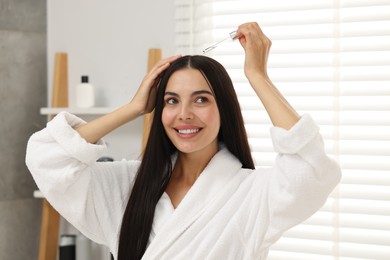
[191,90,213,96]
[164,90,213,97]
[164,91,179,97]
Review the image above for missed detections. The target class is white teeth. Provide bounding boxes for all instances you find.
[178,129,200,134]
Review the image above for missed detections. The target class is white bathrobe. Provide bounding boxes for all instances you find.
[25,112,341,259]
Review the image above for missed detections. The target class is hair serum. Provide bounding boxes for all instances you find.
[76,75,95,108]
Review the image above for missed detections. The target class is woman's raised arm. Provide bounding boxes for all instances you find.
[236,22,300,130]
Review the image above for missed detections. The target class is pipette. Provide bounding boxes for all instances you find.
[202,31,238,54]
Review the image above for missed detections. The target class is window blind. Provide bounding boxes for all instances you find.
[175,0,390,259]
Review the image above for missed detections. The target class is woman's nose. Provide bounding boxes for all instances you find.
[178,104,194,120]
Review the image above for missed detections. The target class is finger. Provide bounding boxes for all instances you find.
[236,23,258,49]
[147,54,182,80]
[152,54,182,72]
[237,22,272,52]
[163,54,182,63]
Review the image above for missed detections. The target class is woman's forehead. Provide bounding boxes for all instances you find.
[165,68,212,93]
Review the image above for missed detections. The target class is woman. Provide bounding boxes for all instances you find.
[26,23,341,260]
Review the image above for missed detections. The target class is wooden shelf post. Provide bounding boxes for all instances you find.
[142,49,162,151]
[38,52,68,260]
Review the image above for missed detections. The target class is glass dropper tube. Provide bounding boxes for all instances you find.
[203,31,238,54]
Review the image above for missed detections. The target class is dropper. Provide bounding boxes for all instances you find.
[202,31,238,54]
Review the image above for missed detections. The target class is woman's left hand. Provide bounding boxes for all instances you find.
[236,22,272,81]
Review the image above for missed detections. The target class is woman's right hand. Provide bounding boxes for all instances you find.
[75,55,181,144]
[131,55,182,116]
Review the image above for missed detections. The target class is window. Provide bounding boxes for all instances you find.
[175,0,390,259]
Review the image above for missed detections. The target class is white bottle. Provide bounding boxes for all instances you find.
[76,75,95,108]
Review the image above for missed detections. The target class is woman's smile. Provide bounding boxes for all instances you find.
[175,125,202,137]
[177,129,200,134]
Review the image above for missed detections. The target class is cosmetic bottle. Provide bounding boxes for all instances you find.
[59,234,76,260]
[76,75,95,108]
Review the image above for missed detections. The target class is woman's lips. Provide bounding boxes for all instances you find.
[177,128,200,134]
[174,126,203,138]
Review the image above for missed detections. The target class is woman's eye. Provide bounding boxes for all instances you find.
[165,98,177,105]
[195,97,208,103]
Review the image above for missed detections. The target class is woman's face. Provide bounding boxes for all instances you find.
[162,68,220,156]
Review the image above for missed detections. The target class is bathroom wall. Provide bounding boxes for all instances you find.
[0,0,47,259]
[47,0,176,161]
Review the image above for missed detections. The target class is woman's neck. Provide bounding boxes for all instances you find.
[172,145,218,186]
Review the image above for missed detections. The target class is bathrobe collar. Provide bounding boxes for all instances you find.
[143,146,244,258]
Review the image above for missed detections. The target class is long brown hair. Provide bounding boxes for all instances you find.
[117,55,254,260]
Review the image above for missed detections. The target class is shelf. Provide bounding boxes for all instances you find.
[40,107,115,115]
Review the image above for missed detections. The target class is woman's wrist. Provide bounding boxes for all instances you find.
[126,100,149,119]
[247,71,272,93]
[115,101,145,124]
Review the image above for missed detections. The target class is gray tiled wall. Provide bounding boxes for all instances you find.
[0,0,47,259]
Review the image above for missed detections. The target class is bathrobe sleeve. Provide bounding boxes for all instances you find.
[254,114,341,253]
[25,112,140,251]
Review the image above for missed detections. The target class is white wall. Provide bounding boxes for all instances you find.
[47,0,175,160]
[47,1,175,259]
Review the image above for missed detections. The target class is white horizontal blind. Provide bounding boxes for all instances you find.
[175,0,390,259]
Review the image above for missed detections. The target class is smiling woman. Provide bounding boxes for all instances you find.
[119,55,256,258]
[26,23,341,260]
